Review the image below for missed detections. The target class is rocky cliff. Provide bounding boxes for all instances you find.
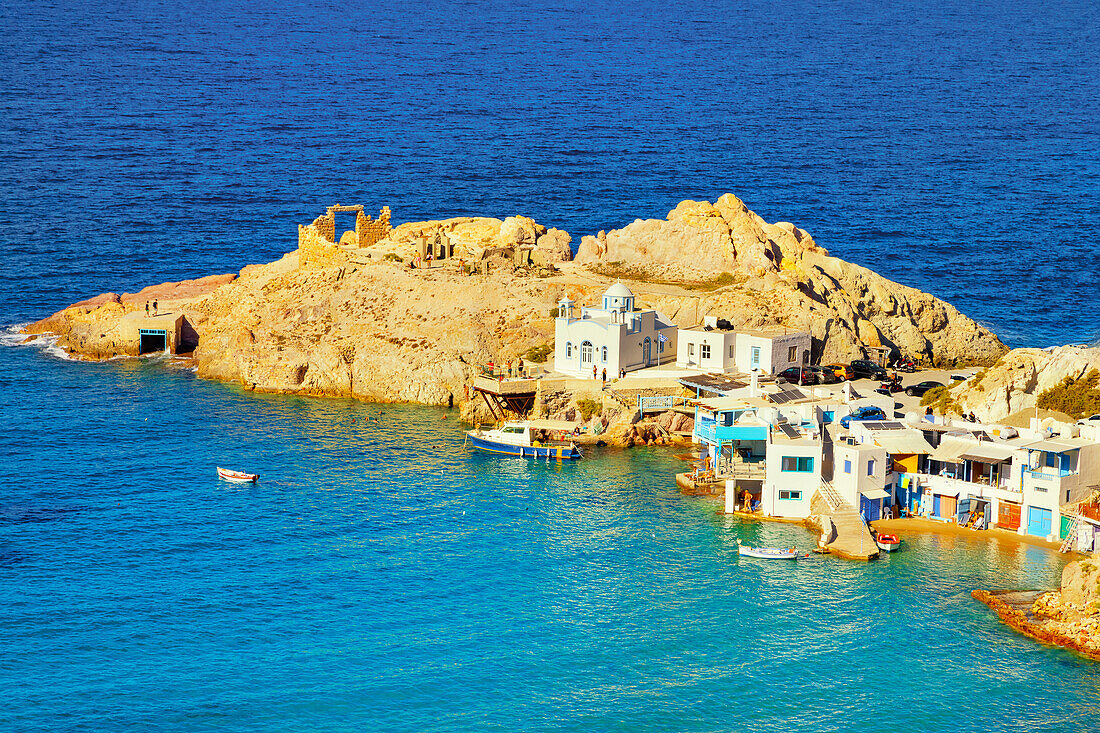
[575,194,1006,366]
[952,346,1100,421]
[23,196,1007,411]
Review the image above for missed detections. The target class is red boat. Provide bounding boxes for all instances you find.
[874,532,901,552]
[217,466,258,483]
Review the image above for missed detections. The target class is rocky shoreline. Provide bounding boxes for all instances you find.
[21,195,1011,441]
[973,556,1100,661]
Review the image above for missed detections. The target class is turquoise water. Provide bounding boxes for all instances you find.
[3,1,1100,725]
[2,344,1098,731]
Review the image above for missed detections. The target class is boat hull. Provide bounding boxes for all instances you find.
[467,433,582,460]
[736,541,799,559]
[217,467,258,483]
[876,540,901,552]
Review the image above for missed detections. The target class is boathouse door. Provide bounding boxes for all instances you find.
[1027,506,1052,537]
[139,328,167,354]
[643,337,651,366]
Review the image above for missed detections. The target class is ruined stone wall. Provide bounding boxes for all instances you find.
[356,206,392,247]
[298,205,392,270]
[313,212,335,242]
[298,223,351,270]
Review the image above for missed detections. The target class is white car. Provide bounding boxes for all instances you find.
[1078,414,1100,426]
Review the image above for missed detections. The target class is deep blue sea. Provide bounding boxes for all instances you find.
[2,1,1100,730]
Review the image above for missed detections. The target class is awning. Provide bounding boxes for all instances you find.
[928,438,970,463]
[861,488,889,500]
[1019,438,1084,453]
[957,442,1017,463]
[873,431,934,456]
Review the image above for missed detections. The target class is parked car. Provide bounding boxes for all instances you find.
[850,359,888,380]
[905,380,945,397]
[806,365,840,384]
[824,363,855,381]
[839,406,888,428]
[776,366,818,386]
[1078,414,1100,426]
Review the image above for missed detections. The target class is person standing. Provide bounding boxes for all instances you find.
[145,302,149,315]
[601,368,607,384]
[592,365,597,380]
[152,300,158,315]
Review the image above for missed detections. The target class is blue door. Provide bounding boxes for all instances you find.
[933,494,941,517]
[1027,506,1052,537]
[751,346,761,369]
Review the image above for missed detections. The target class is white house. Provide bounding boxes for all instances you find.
[553,283,678,378]
[676,317,810,375]
[833,436,889,520]
[762,423,824,519]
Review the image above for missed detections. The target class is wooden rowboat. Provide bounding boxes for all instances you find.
[217,466,258,483]
[736,538,803,560]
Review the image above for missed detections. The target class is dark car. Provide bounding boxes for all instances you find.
[839,406,888,428]
[850,359,888,380]
[905,380,944,397]
[805,365,840,384]
[777,366,818,386]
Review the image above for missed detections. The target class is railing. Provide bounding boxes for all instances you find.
[924,473,1018,496]
[717,458,766,481]
[818,480,846,511]
[1025,467,1075,480]
[638,395,689,412]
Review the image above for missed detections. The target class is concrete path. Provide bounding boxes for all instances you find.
[814,482,879,560]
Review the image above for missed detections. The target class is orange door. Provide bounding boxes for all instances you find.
[941,495,957,519]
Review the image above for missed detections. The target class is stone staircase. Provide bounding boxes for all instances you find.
[813,480,879,561]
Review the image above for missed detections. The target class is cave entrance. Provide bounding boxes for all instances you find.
[139,328,167,354]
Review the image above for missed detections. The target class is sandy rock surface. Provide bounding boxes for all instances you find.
[952,346,1100,421]
[574,194,1005,367]
[24,197,1007,418]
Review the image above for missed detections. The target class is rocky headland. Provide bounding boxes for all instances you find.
[950,346,1100,422]
[23,195,1008,436]
[973,554,1100,661]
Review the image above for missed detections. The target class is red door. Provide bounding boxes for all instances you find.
[998,502,1021,530]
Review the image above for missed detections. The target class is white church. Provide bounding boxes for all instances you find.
[553,283,678,378]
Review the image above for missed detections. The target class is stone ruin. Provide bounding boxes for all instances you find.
[299,204,392,269]
[297,203,573,272]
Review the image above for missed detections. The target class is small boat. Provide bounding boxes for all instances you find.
[217,466,258,483]
[874,532,901,552]
[466,421,582,460]
[736,538,803,560]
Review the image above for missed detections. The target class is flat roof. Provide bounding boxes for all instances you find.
[1018,438,1090,453]
[679,373,749,394]
[871,431,935,455]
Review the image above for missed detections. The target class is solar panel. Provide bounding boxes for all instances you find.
[778,422,801,439]
[769,387,805,404]
[863,421,905,431]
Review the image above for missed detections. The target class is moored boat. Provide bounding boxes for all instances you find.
[466,420,582,460]
[217,466,259,483]
[874,533,901,552]
[736,538,803,559]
